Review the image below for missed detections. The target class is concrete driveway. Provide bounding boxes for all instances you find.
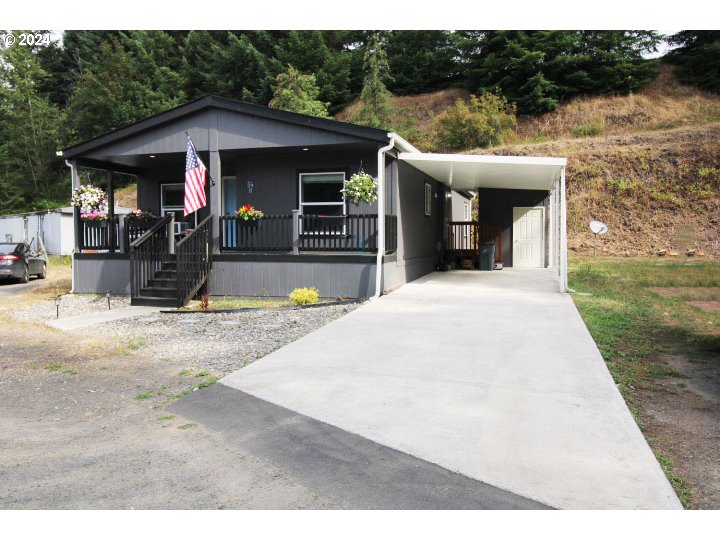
[222,269,682,509]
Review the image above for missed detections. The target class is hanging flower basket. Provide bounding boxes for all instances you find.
[342,171,378,205]
[71,184,109,221]
[125,209,157,224]
[234,204,265,221]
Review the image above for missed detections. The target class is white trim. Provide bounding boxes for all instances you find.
[298,171,346,235]
[160,183,197,228]
[398,152,567,167]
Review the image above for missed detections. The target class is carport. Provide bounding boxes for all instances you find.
[397,153,568,292]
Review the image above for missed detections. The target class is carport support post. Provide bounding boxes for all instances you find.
[560,166,568,293]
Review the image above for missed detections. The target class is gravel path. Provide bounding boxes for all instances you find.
[10,295,359,376]
[12,293,131,322]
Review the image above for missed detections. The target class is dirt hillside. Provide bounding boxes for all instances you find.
[484,124,720,259]
[335,67,720,259]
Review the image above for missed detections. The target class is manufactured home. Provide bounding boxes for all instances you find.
[60,96,567,306]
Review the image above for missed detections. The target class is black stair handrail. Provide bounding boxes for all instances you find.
[129,215,173,299]
[175,215,213,307]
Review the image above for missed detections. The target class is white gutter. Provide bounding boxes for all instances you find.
[65,159,79,293]
[371,135,396,300]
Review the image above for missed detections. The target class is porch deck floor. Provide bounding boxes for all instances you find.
[221,269,681,509]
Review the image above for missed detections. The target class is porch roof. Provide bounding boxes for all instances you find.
[397,152,567,191]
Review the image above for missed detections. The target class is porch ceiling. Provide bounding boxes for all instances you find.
[398,152,566,191]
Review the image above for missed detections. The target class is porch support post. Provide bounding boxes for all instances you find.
[208,115,221,255]
[66,159,80,293]
[292,209,300,255]
[106,170,115,253]
[560,166,568,293]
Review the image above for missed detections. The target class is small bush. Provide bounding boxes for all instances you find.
[434,92,517,151]
[571,114,605,137]
[289,287,319,306]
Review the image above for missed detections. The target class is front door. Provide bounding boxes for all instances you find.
[513,207,544,268]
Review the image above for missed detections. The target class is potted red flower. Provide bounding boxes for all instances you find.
[234,205,264,221]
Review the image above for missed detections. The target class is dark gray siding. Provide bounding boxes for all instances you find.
[84,110,371,160]
[383,159,444,290]
[209,260,376,298]
[136,146,382,217]
[73,256,130,294]
[477,188,549,267]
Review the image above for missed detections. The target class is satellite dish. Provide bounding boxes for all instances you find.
[589,221,608,257]
[590,221,608,235]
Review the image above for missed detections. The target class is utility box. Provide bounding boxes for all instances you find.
[479,242,495,271]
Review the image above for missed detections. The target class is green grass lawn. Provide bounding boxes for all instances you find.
[568,256,720,508]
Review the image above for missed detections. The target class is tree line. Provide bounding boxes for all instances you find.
[0,30,717,214]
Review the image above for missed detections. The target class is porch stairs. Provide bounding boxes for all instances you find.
[132,260,183,307]
[130,215,212,308]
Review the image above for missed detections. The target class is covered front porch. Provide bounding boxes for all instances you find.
[61,96,405,305]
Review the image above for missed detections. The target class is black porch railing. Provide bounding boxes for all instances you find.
[79,216,120,251]
[220,214,293,252]
[300,214,396,252]
[219,213,397,253]
[176,215,212,306]
[124,218,161,249]
[129,215,173,298]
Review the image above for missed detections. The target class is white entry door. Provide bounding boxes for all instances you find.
[513,207,544,268]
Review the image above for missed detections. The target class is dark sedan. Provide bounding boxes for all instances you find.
[0,242,47,283]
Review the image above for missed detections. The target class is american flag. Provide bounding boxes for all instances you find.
[184,136,207,216]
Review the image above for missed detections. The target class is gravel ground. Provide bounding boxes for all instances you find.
[11,295,359,376]
[12,293,131,322]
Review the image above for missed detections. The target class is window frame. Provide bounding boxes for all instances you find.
[160,183,197,232]
[424,182,432,217]
[298,171,347,235]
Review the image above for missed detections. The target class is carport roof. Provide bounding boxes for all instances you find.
[398,152,566,191]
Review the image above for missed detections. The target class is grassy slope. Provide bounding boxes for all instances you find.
[336,67,720,258]
[569,257,720,508]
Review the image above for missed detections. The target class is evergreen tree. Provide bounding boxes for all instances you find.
[0,39,65,212]
[385,31,462,94]
[268,65,330,118]
[181,31,271,103]
[460,31,662,114]
[66,39,182,142]
[667,31,720,93]
[350,32,394,128]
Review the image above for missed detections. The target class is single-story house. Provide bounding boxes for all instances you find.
[59,95,568,306]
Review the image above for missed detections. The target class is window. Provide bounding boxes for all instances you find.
[160,183,196,233]
[424,183,432,216]
[464,202,470,221]
[299,172,345,233]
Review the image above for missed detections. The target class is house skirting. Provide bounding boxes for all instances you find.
[382,254,437,293]
[73,253,131,294]
[73,253,407,299]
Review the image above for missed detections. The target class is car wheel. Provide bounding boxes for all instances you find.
[38,263,47,279]
[19,265,29,283]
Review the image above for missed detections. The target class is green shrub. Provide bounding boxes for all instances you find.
[289,287,319,306]
[571,114,605,137]
[434,92,517,151]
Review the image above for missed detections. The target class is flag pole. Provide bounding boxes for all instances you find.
[186,131,216,186]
